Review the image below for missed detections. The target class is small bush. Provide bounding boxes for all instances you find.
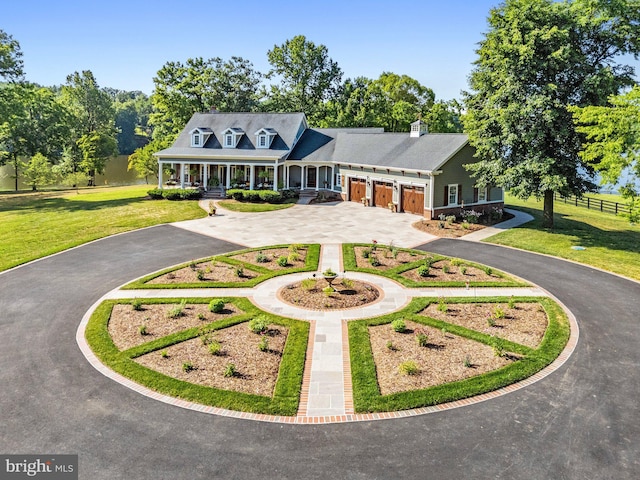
[386,341,396,351]
[492,338,505,357]
[209,299,225,313]
[484,266,493,276]
[196,269,206,281]
[138,324,148,336]
[369,255,381,267]
[341,277,354,289]
[162,189,183,201]
[301,278,316,291]
[160,350,168,358]
[508,297,516,309]
[416,331,429,347]
[461,221,470,230]
[147,188,164,199]
[167,299,187,318]
[289,243,302,252]
[487,317,496,327]
[287,252,299,263]
[255,252,269,263]
[180,188,203,200]
[131,298,143,311]
[417,264,430,277]
[460,266,467,275]
[277,256,288,267]
[450,258,463,266]
[445,215,456,225]
[258,190,281,203]
[442,265,449,274]
[362,249,371,259]
[248,316,268,334]
[197,313,206,321]
[391,248,399,259]
[209,341,222,356]
[399,361,419,376]
[223,363,236,377]
[182,362,195,372]
[391,318,406,333]
[463,355,472,368]
[323,286,335,296]
[494,307,505,319]
[235,267,244,278]
[259,336,269,352]
[437,298,448,313]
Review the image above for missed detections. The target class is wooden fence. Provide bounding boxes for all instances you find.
[554,193,631,217]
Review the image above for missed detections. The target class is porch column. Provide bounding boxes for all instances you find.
[226,165,231,189]
[315,166,319,191]
[285,165,289,189]
[330,165,334,190]
[158,161,163,189]
[302,166,306,189]
[180,163,186,189]
[202,164,208,191]
[249,164,255,190]
[273,163,279,191]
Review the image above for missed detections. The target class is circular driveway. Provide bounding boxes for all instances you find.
[1,209,640,479]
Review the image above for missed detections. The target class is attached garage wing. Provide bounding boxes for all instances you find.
[401,185,424,215]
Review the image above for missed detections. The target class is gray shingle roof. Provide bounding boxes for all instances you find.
[156,112,306,159]
[288,128,384,163]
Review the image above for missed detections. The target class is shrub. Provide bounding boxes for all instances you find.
[450,258,463,266]
[323,286,335,296]
[277,256,289,267]
[442,265,449,274]
[131,298,143,311]
[180,188,203,200]
[288,243,301,252]
[391,248,399,259]
[197,313,206,321]
[160,350,168,359]
[287,252,300,263]
[258,190,281,203]
[167,299,187,318]
[255,252,269,263]
[259,336,269,352]
[244,190,260,202]
[492,338,505,357]
[416,331,429,347]
[460,266,467,275]
[209,299,225,313]
[391,318,406,333]
[162,189,183,201]
[196,269,206,281]
[323,268,337,276]
[487,317,496,327]
[223,363,236,377]
[235,267,244,278]
[248,316,268,334]
[494,306,505,319]
[463,355,472,368]
[209,341,222,356]
[301,278,316,291]
[182,362,195,372]
[461,209,482,224]
[228,189,245,201]
[138,324,148,336]
[508,297,516,309]
[445,215,456,224]
[361,249,371,259]
[341,277,354,289]
[417,264,430,277]
[147,188,164,199]
[437,298,448,313]
[461,221,470,230]
[386,341,396,351]
[399,361,419,376]
[368,255,381,267]
[484,266,493,276]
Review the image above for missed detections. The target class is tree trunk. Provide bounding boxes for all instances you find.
[543,190,554,229]
[12,154,19,192]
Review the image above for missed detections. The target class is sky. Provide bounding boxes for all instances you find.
[3,0,504,102]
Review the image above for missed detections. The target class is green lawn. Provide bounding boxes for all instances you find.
[0,185,206,272]
[488,193,640,281]
[217,199,296,212]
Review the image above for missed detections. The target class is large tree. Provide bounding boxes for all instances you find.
[0,29,24,82]
[265,35,342,124]
[149,56,261,140]
[463,0,640,228]
[60,70,118,185]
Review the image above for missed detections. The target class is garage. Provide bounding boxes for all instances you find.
[401,185,425,215]
[349,178,366,202]
[373,181,393,208]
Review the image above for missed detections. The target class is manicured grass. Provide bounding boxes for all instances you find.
[492,193,640,281]
[342,243,527,287]
[218,199,296,212]
[349,296,569,413]
[85,297,309,416]
[123,244,321,289]
[0,185,206,272]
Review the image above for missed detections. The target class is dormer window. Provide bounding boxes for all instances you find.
[189,127,212,148]
[222,127,244,148]
[254,128,277,149]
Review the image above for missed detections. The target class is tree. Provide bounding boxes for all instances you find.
[60,70,117,185]
[427,100,463,133]
[571,84,640,186]
[265,35,342,124]
[0,29,24,82]
[150,57,261,140]
[127,138,169,183]
[22,152,55,191]
[463,0,640,228]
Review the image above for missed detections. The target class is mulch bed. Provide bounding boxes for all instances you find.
[412,212,515,238]
[108,302,242,350]
[278,277,380,310]
[148,260,257,284]
[353,246,430,270]
[369,320,514,395]
[420,302,548,348]
[228,247,307,271]
[401,260,507,283]
[134,323,288,397]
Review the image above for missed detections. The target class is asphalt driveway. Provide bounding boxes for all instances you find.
[1,224,639,479]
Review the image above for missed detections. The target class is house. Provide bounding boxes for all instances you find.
[154,112,503,219]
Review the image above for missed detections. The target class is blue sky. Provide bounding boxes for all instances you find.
[4,0,639,102]
[4,0,500,101]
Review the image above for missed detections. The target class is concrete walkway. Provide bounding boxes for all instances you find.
[90,239,549,422]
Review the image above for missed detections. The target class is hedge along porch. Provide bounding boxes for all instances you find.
[154,112,503,217]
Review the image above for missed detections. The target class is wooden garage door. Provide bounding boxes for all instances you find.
[349,178,366,202]
[402,185,424,215]
[373,181,393,208]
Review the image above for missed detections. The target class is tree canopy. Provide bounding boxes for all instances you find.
[463,0,640,228]
[0,29,24,82]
